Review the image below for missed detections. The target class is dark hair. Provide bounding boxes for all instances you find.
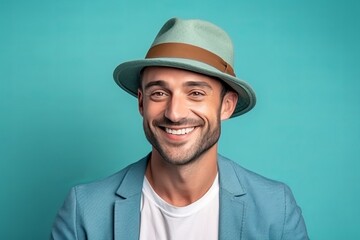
[219,79,236,100]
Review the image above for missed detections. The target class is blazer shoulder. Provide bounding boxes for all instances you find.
[73,156,148,200]
[218,155,308,239]
[218,154,286,190]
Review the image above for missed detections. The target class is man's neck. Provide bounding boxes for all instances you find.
[145,147,218,207]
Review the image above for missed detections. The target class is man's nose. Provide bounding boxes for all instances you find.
[164,94,189,122]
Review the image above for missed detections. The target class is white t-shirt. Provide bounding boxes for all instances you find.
[139,175,219,240]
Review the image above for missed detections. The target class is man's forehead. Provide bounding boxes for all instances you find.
[140,66,222,86]
[142,66,199,77]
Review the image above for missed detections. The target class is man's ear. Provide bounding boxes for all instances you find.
[220,91,238,120]
[138,89,144,116]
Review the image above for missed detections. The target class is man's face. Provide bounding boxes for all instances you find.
[138,67,237,165]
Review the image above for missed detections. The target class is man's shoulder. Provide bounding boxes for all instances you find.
[217,155,308,239]
[72,156,148,199]
[218,154,296,221]
[218,154,288,195]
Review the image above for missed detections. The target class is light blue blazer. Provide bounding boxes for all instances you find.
[51,155,309,239]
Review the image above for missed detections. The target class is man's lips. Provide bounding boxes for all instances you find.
[164,127,195,135]
[154,118,203,137]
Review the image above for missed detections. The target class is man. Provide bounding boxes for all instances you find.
[51,18,309,239]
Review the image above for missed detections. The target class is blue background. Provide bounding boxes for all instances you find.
[1,0,359,239]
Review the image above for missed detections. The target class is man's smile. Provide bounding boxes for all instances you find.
[165,127,195,135]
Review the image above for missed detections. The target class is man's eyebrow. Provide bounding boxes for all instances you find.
[144,80,168,90]
[184,81,213,89]
[143,80,213,90]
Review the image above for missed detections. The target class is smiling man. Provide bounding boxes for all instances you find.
[140,67,236,167]
[51,18,309,239]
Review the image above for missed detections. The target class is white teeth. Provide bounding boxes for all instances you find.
[165,127,195,135]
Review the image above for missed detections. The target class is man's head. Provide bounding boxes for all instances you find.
[113,17,256,118]
[137,66,238,165]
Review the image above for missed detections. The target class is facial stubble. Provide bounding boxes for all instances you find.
[143,112,222,166]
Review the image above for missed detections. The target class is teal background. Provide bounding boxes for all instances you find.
[1,0,359,239]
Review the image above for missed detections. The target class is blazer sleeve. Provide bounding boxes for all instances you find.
[281,185,309,240]
[50,188,80,240]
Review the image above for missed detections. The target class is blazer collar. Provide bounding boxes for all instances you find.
[115,155,149,198]
[218,154,246,196]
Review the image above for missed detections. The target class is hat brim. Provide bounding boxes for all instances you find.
[113,58,256,118]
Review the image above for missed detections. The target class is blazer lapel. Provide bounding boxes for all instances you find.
[218,155,246,240]
[114,197,141,240]
[114,157,148,240]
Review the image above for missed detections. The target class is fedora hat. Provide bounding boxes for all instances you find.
[113,18,256,117]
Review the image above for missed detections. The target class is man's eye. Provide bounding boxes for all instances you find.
[152,91,166,96]
[189,91,205,97]
[150,91,168,100]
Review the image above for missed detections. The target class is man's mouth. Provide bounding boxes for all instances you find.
[165,127,195,135]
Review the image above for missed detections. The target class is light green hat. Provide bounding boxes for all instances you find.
[113,18,256,117]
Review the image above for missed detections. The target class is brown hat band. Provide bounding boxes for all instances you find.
[145,43,235,77]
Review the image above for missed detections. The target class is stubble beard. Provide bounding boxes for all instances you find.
[143,116,221,166]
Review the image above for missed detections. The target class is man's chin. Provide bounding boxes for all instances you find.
[161,156,196,166]
[158,146,209,166]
